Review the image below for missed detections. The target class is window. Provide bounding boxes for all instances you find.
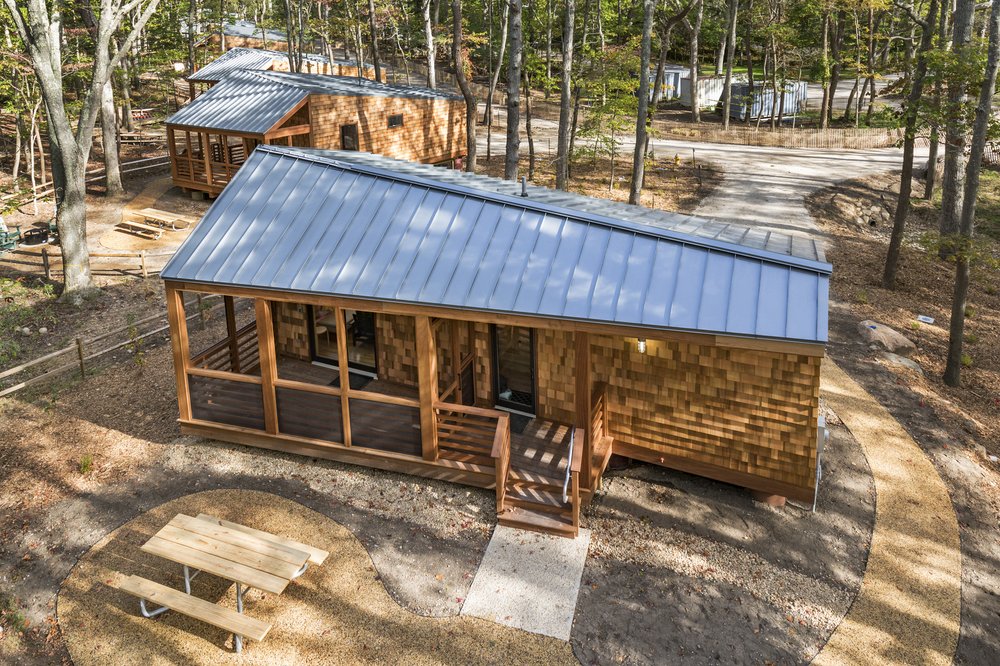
[340,124,359,151]
[387,114,404,128]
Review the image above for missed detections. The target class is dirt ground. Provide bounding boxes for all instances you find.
[478,154,722,214]
[807,173,1000,665]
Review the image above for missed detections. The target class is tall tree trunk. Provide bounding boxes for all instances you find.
[556,0,575,189]
[939,0,976,251]
[524,64,536,180]
[546,0,553,90]
[882,0,940,289]
[945,0,1000,386]
[505,0,523,180]
[422,0,436,87]
[485,3,510,126]
[820,11,830,128]
[629,0,655,204]
[925,1,951,199]
[368,0,383,82]
[100,78,124,197]
[743,0,754,125]
[827,11,845,124]
[720,0,739,129]
[685,0,704,123]
[452,0,478,172]
[188,0,197,73]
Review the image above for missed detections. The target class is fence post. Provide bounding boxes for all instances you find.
[76,337,86,378]
[140,250,147,279]
[42,247,50,280]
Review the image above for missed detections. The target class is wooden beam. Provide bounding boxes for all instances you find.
[165,286,192,421]
[575,331,592,485]
[334,307,352,447]
[224,296,240,373]
[167,127,178,181]
[255,299,279,434]
[164,281,827,358]
[265,124,312,139]
[200,132,213,187]
[450,319,462,404]
[415,315,439,461]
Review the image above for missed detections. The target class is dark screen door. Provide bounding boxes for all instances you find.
[492,325,536,414]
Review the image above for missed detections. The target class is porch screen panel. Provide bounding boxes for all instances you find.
[348,400,421,456]
[189,375,265,430]
[276,387,343,443]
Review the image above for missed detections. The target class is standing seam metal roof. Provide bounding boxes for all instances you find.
[161,145,830,344]
[168,69,463,135]
[188,47,374,82]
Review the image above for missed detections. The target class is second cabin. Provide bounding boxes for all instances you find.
[166,69,467,197]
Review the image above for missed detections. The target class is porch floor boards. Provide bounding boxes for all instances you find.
[508,419,573,487]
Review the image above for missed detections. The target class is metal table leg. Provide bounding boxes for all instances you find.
[233,583,244,654]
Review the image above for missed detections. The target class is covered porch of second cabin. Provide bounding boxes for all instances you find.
[166,286,616,537]
[166,101,312,196]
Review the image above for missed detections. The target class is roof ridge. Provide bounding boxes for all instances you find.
[256,145,831,275]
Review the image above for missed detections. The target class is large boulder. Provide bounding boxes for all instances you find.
[858,320,917,356]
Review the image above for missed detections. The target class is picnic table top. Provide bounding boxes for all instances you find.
[140,513,327,595]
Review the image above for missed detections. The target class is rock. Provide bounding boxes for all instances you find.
[20,327,30,335]
[38,327,48,334]
[858,320,917,355]
[881,352,923,375]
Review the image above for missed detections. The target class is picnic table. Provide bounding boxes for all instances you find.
[114,513,328,653]
[116,208,198,240]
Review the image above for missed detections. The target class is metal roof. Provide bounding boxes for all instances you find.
[222,20,288,43]
[189,47,373,82]
[168,69,462,135]
[162,146,830,344]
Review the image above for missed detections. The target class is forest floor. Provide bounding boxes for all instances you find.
[807,170,1000,664]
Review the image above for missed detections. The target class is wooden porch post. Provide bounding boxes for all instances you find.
[575,331,592,485]
[255,299,279,434]
[200,132,213,187]
[167,127,178,181]
[415,315,439,461]
[450,319,462,404]
[224,296,240,373]
[165,285,192,421]
[335,307,353,447]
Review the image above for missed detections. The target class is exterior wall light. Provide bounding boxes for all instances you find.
[637,338,647,354]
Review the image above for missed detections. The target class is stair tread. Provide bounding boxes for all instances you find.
[498,506,576,536]
[506,484,569,508]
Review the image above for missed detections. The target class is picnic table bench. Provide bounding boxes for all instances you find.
[134,207,197,231]
[112,513,328,653]
[116,218,164,240]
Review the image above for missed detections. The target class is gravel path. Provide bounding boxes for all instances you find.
[813,362,962,666]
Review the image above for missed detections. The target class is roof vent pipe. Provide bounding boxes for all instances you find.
[520,177,528,197]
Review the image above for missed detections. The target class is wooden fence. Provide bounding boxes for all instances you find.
[0,294,221,399]
[39,247,175,280]
[1,155,171,208]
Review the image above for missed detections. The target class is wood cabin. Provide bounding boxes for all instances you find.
[196,20,291,53]
[186,47,382,101]
[165,70,466,197]
[160,146,831,538]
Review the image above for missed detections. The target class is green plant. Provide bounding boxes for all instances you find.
[965,333,979,344]
[79,453,93,474]
[965,305,976,318]
[909,321,921,331]
[125,314,145,368]
[0,592,28,633]
[856,289,869,304]
[961,353,973,368]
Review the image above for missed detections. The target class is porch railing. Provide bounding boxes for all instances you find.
[569,427,584,531]
[191,320,258,373]
[432,402,511,511]
[589,382,613,490]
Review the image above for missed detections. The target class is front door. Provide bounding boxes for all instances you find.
[491,325,536,415]
[308,306,377,375]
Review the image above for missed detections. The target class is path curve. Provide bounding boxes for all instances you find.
[814,361,961,666]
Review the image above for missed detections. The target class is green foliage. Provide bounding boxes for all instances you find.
[79,453,94,475]
[961,353,973,367]
[0,278,57,365]
[125,314,145,368]
[965,332,978,344]
[0,592,27,633]
[856,289,869,304]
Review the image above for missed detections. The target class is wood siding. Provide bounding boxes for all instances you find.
[308,94,467,164]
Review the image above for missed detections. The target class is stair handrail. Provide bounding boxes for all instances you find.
[491,412,512,513]
[562,428,576,503]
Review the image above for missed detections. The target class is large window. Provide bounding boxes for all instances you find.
[340,124,359,150]
[309,307,377,376]
[492,325,536,415]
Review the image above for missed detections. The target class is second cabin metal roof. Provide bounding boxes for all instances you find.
[162,146,831,344]
[168,69,462,135]
[188,47,373,82]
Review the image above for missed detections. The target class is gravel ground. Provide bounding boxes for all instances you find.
[572,417,875,666]
[58,489,575,665]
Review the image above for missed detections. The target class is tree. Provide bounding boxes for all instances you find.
[720,0,739,129]
[452,0,477,172]
[938,0,976,253]
[367,0,383,82]
[629,0,655,205]
[683,0,704,123]
[422,0,436,87]
[555,0,575,190]
[3,0,160,298]
[505,0,523,180]
[882,0,940,289]
[944,0,1000,385]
